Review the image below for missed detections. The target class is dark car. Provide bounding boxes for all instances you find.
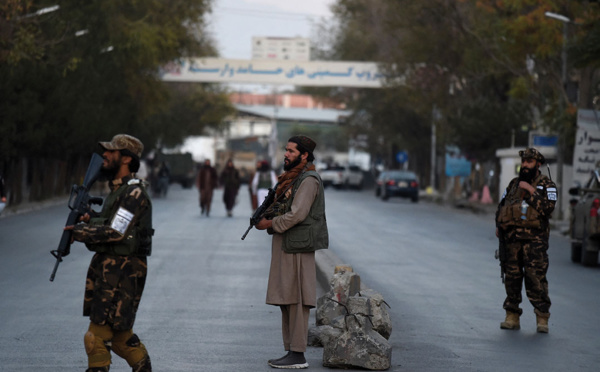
[379,170,419,202]
[569,168,600,266]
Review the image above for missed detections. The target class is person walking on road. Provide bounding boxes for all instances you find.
[256,135,329,369]
[0,172,6,214]
[196,159,218,216]
[252,160,278,211]
[220,159,240,217]
[66,134,153,372]
[249,160,261,210]
[495,147,557,333]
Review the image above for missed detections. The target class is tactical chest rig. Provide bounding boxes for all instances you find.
[497,174,546,230]
[87,179,154,256]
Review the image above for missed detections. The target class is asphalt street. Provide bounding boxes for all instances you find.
[1,183,599,371]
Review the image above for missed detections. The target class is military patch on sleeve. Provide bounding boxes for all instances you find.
[111,207,134,235]
[547,187,557,201]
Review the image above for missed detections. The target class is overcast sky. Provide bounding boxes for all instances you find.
[208,0,335,60]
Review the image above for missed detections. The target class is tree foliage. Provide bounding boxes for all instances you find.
[311,0,600,180]
[0,0,235,203]
[0,0,230,163]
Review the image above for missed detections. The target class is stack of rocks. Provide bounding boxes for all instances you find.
[309,265,392,370]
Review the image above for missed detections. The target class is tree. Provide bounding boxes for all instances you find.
[313,0,599,184]
[0,0,233,203]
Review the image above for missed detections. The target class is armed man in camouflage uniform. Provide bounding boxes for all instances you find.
[495,148,557,333]
[67,134,153,372]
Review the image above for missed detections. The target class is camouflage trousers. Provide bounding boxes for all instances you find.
[84,253,147,331]
[503,238,551,315]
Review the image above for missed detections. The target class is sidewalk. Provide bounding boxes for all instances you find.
[0,196,67,219]
[420,192,570,236]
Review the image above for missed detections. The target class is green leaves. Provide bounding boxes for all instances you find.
[0,0,230,163]
[319,0,599,169]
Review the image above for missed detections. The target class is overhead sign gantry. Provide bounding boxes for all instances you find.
[160,57,384,88]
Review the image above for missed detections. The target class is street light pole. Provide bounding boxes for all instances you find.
[544,11,572,221]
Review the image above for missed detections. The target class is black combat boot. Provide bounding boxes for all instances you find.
[132,355,152,372]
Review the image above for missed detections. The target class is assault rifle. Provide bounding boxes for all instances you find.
[49,153,104,282]
[241,184,278,240]
[495,227,507,283]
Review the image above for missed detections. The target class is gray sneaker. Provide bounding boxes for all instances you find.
[268,352,308,369]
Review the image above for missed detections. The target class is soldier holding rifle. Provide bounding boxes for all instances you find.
[254,135,329,369]
[64,134,153,372]
[495,148,557,333]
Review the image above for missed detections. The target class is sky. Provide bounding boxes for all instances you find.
[208,0,335,60]
[181,1,335,160]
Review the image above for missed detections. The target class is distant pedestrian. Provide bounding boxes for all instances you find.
[495,148,557,333]
[196,159,218,216]
[66,134,153,372]
[251,160,278,210]
[153,161,170,197]
[0,172,6,214]
[255,135,329,369]
[220,159,240,217]
[249,160,261,210]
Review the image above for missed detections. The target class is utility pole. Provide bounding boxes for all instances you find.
[544,11,572,221]
[430,105,440,190]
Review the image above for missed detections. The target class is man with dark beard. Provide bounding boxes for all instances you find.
[255,135,328,369]
[495,148,557,333]
[196,159,218,216]
[66,134,153,371]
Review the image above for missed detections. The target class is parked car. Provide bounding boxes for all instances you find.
[569,168,600,266]
[320,165,364,189]
[379,170,419,202]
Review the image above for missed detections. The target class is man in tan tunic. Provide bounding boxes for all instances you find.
[256,135,328,369]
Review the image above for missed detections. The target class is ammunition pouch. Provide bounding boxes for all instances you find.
[497,202,541,230]
[87,226,154,257]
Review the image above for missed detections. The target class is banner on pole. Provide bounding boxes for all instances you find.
[160,58,384,88]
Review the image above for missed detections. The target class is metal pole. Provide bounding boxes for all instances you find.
[555,22,567,220]
[544,11,571,221]
[430,105,438,190]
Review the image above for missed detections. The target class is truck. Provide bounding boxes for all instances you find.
[154,152,196,189]
[569,168,600,266]
[319,164,364,190]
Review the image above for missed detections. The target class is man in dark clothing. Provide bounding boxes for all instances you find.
[0,172,6,215]
[0,173,6,203]
[196,159,218,216]
[220,159,240,217]
[66,134,153,372]
[496,148,556,333]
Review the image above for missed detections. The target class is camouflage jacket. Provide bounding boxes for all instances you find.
[72,176,152,256]
[496,173,557,240]
[73,175,152,330]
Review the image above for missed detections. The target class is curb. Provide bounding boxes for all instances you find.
[0,197,67,219]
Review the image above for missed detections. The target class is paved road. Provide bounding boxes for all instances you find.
[0,184,599,371]
[325,188,600,371]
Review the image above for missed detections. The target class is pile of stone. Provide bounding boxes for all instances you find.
[309,265,392,370]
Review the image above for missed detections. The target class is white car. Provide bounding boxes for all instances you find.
[320,165,364,189]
